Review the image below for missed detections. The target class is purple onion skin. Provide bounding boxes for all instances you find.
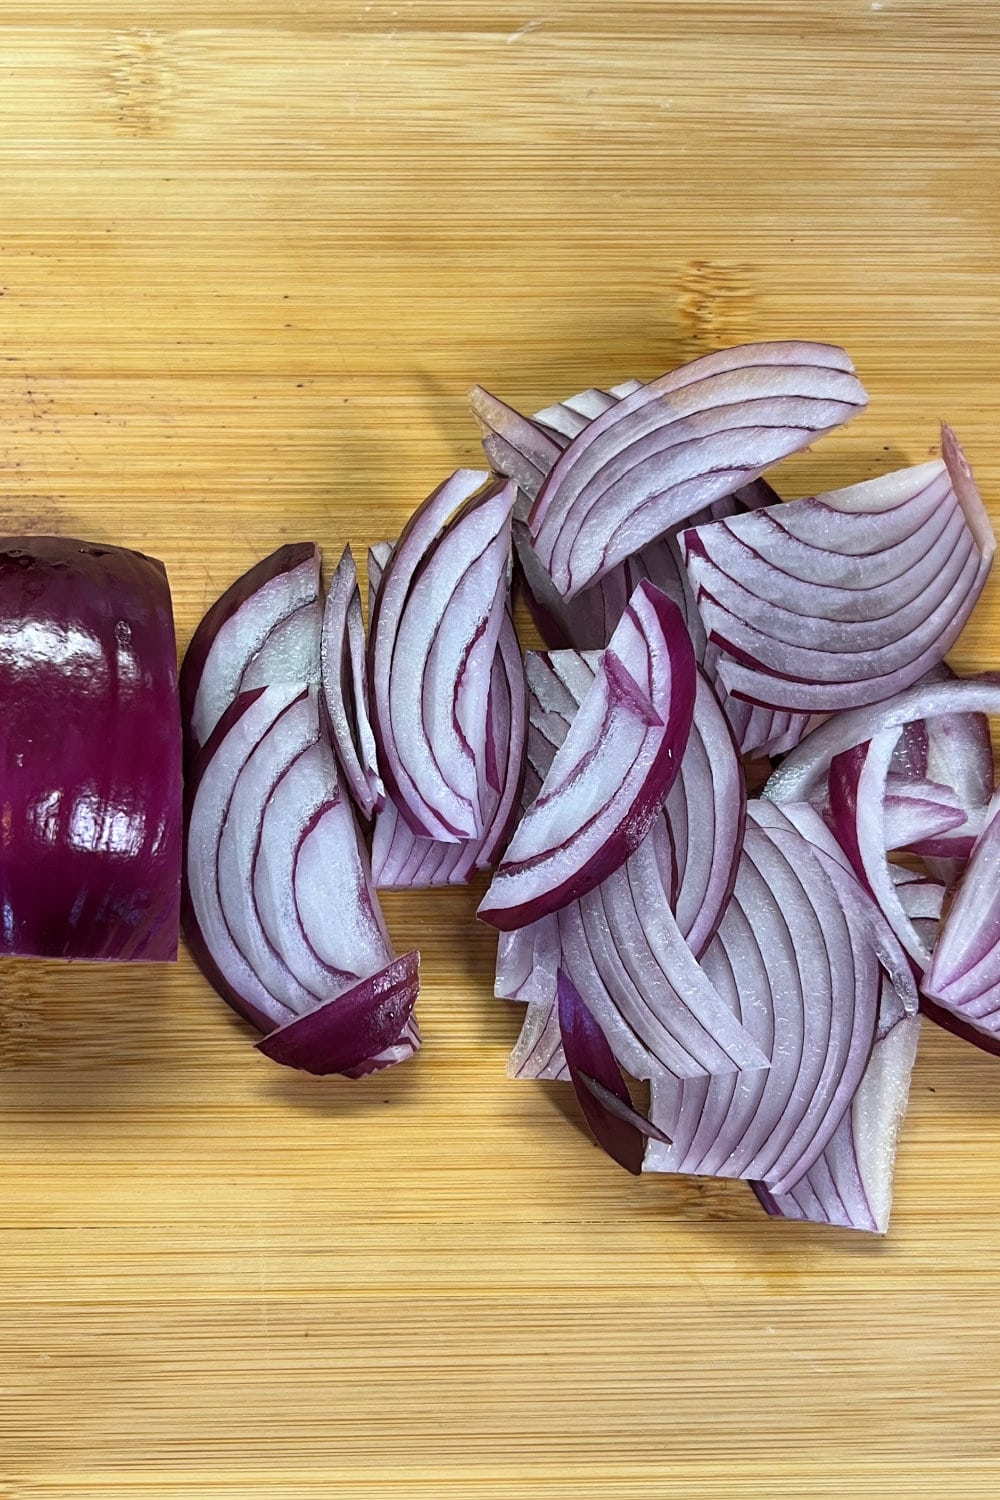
[919,995,1000,1058]
[0,536,182,962]
[179,542,316,760]
[256,951,420,1075]
[557,970,648,1175]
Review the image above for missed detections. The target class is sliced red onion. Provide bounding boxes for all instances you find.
[184,682,418,1074]
[320,545,384,819]
[256,951,420,1077]
[526,342,866,600]
[181,543,321,754]
[368,470,516,842]
[478,582,697,930]
[366,540,393,599]
[371,610,526,886]
[507,994,571,1082]
[521,648,602,807]
[825,730,941,969]
[882,774,969,852]
[556,970,671,1175]
[764,673,1000,805]
[753,979,920,1234]
[503,661,757,1082]
[0,536,182,961]
[686,428,995,712]
[922,790,1000,1046]
[645,809,881,1195]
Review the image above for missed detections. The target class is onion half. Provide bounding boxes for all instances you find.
[0,536,182,962]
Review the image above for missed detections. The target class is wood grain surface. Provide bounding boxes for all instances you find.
[1,3,1000,1496]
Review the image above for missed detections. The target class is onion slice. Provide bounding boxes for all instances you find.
[256,951,420,1077]
[478,582,697,930]
[556,970,670,1175]
[371,610,527,886]
[0,536,182,962]
[644,808,881,1195]
[368,471,516,842]
[320,545,384,819]
[764,673,1000,805]
[526,341,866,600]
[922,789,1000,1046]
[181,543,321,754]
[753,979,920,1234]
[686,427,995,712]
[184,682,419,1074]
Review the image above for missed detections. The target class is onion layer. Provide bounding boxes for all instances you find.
[923,790,1000,1046]
[320,545,384,819]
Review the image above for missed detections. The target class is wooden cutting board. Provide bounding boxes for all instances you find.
[2,3,999,1495]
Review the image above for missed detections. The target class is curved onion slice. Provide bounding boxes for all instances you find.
[501,657,756,1082]
[256,951,420,1077]
[368,470,516,842]
[181,543,321,754]
[185,684,418,1074]
[645,809,881,1195]
[320,545,384,819]
[525,342,866,600]
[371,610,527,886]
[753,978,921,1234]
[557,970,670,1175]
[764,673,1000,805]
[883,774,969,852]
[922,790,1000,1046]
[0,536,182,961]
[686,428,995,712]
[478,582,697,930]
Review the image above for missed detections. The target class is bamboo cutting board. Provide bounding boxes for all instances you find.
[1,3,1000,1496]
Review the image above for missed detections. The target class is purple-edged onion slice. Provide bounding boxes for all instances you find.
[320,545,384,819]
[478,582,697,930]
[686,427,995,712]
[368,470,516,842]
[0,536,182,961]
[256,951,420,1077]
[502,653,759,1083]
[184,682,419,1074]
[753,976,921,1234]
[764,673,1000,806]
[526,341,866,600]
[557,970,670,1175]
[644,808,881,1195]
[371,610,527,886]
[923,790,1000,1047]
[181,543,321,754]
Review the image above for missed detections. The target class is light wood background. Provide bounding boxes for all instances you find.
[1,2,1000,1496]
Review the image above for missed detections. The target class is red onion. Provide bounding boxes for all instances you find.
[320,545,384,819]
[923,790,1000,1045]
[0,536,182,961]
[686,427,995,712]
[645,807,881,1195]
[184,668,419,1074]
[180,543,321,755]
[478,582,697,930]
[371,610,527,887]
[525,342,866,600]
[368,471,516,842]
[556,970,670,1175]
